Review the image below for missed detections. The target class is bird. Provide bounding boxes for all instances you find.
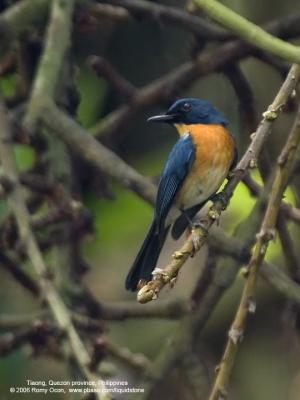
[125,98,237,291]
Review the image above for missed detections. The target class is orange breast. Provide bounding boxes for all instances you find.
[175,124,235,209]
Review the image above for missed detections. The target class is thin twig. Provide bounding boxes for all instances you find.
[106,339,153,373]
[223,63,257,133]
[0,321,63,357]
[37,95,300,230]
[209,228,300,306]
[208,100,300,400]
[90,3,130,21]
[41,102,156,204]
[137,179,298,398]
[276,212,300,281]
[254,50,290,76]
[0,311,104,333]
[224,52,299,282]
[243,173,300,225]
[0,101,110,400]
[88,55,136,100]
[97,299,190,320]
[0,252,40,296]
[136,64,300,303]
[90,12,300,141]
[95,0,231,40]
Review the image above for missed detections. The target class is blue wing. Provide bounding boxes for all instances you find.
[155,134,195,235]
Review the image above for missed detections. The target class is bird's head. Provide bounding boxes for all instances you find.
[147,98,229,126]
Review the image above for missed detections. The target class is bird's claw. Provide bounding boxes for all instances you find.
[173,251,184,260]
[191,222,207,254]
[193,221,208,235]
[170,277,177,287]
[210,192,228,210]
[152,267,165,277]
[152,267,170,284]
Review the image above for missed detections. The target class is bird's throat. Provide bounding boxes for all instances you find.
[174,123,191,136]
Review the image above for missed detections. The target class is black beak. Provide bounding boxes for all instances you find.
[147,114,178,123]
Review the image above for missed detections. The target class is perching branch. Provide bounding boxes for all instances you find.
[32,64,300,305]
[136,63,300,303]
[136,166,300,397]
[208,100,300,400]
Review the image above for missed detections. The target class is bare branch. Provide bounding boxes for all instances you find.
[88,55,137,100]
[193,0,300,62]
[208,100,300,400]
[90,12,300,141]
[90,3,130,21]
[243,173,300,225]
[106,339,153,373]
[277,213,300,281]
[0,252,40,296]
[0,100,111,400]
[41,102,156,204]
[137,64,300,303]
[24,0,75,130]
[94,0,231,40]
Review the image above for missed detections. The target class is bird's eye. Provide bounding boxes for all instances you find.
[182,102,192,111]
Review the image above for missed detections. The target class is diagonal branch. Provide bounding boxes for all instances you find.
[95,0,231,40]
[41,102,156,204]
[23,0,75,130]
[89,55,137,100]
[0,252,40,296]
[193,0,300,63]
[209,229,300,306]
[208,97,300,400]
[91,12,300,141]
[136,63,300,303]
[242,173,300,225]
[0,101,111,400]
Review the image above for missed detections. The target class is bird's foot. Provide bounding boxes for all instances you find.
[170,276,177,288]
[152,267,170,283]
[153,267,177,288]
[190,221,207,255]
[137,279,147,290]
[210,191,228,210]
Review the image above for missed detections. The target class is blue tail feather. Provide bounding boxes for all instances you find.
[125,221,169,291]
